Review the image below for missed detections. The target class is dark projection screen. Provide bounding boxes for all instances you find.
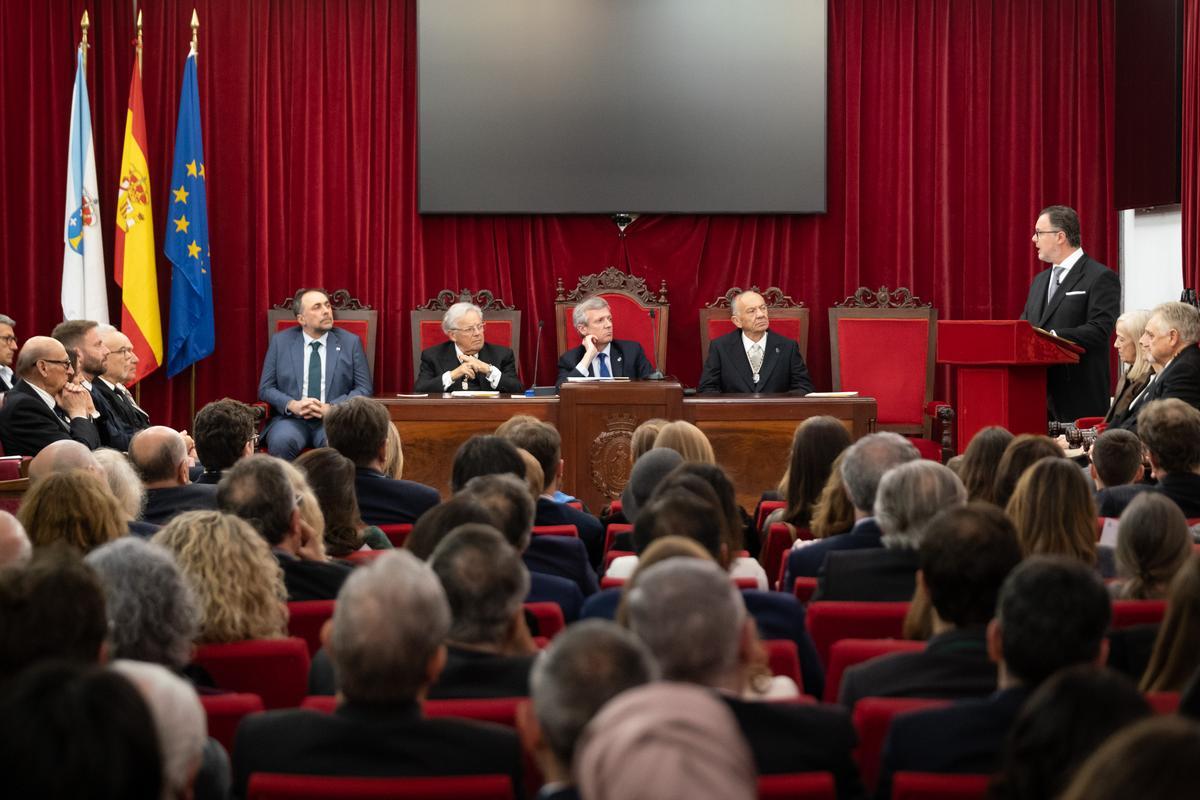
[417,0,827,215]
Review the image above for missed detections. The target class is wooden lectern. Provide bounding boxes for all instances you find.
[937,320,1083,452]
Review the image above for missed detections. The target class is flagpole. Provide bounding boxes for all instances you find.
[188,9,199,427]
[136,10,143,76]
[80,11,89,68]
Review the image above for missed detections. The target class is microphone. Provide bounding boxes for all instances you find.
[646,308,664,381]
[525,320,545,396]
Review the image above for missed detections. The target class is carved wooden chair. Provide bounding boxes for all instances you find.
[409,289,522,384]
[555,267,669,371]
[829,286,953,461]
[267,289,378,376]
[699,286,810,365]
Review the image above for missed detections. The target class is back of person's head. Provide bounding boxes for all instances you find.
[992,665,1151,800]
[1006,457,1097,564]
[450,435,526,492]
[920,503,1023,628]
[1137,398,1200,474]
[84,538,200,671]
[614,536,717,627]
[330,550,451,705]
[493,413,541,438]
[621,448,683,523]
[0,661,163,800]
[516,449,546,499]
[504,422,561,493]
[996,556,1111,687]
[428,525,530,647]
[658,462,744,551]
[405,497,495,560]
[382,421,405,478]
[294,448,367,557]
[781,415,852,526]
[0,547,107,681]
[1059,716,1200,800]
[458,472,535,551]
[193,398,257,472]
[633,487,725,567]
[992,434,1064,508]
[630,418,668,462]
[323,396,392,468]
[575,681,756,800]
[626,558,744,686]
[18,469,126,554]
[839,431,921,513]
[0,511,32,568]
[811,449,857,539]
[128,426,189,484]
[1115,492,1192,600]
[875,460,967,547]
[530,620,659,769]
[1089,428,1145,488]
[958,426,1015,504]
[216,454,296,545]
[111,659,206,800]
[27,438,101,483]
[653,420,716,464]
[1140,554,1200,692]
[92,448,147,520]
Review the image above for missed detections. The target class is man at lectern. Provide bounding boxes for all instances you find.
[1019,205,1120,421]
[556,296,653,388]
[697,290,813,395]
[414,302,523,394]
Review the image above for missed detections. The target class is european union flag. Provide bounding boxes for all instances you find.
[165,51,214,377]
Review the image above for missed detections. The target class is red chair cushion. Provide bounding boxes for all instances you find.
[523,602,565,640]
[275,318,369,354]
[0,456,23,481]
[1110,599,1168,629]
[822,638,926,703]
[756,500,787,532]
[192,638,311,710]
[418,320,514,352]
[562,294,659,369]
[379,524,412,548]
[756,771,836,800]
[836,318,929,426]
[246,773,515,800]
[286,600,336,656]
[852,698,952,793]
[891,772,990,800]
[763,639,804,693]
[792,576,818,604]
[603,523,634,553]
[805,601,910,666]
[532,525,577,538]
[200,693,264,755]
[762,524,793,591]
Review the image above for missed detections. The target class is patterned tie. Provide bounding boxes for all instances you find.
[748,343,764,382]
[117,384,149,419]
[1047,265,1065,304]
[307,341,322,399]
[596,352,611,378]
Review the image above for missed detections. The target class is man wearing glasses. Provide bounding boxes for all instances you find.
[1020,205,1121,422]
[0,336,100,456]
[414,302,523,394]
[91,327,152,451]
[0,313,16,393]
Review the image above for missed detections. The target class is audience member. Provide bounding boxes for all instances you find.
[381,420,405,478]
[991,434,1061,509]
[231,550,523,797]
[629,417,668,463]
[619,447,683,524]
[1119,301,1200,432]
[1006,457,1106,571]
[52,321,121,447]
[1139,554,1200,692]
[838,503,1022,709]
[129,426,218,525]
[449,434,528,492]
[768,415,852,532]
[0,312,14,392]
[404,496,496,560]
[1107,398,1200,517]
[26,437,103,483]
[96,326,153,440]
[1091,427,1151,515]
[18,469,126,554]
[295,448,391,556]
[807,449,856,540]
[614,535,718,626]
[193,398,257,484]
[1112,492,1192,600]
[653,419,716,463]
[493,413,540,438]
[324,396,440,524]
[0,335,100,455]
[0,510,31,568]
[1104,308,1156,426]
[957,426,1015,504]
[1059,716,1200,800]
[92,448,156,536]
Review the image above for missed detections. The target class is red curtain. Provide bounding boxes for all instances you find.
[1185,0,1199,291]
[0,0,1117,429]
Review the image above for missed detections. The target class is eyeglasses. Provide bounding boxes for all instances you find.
[452,325,486,334]
[1032,229,1062,238]
[39,358,72,369]
[109,347,134,355]
[0,336,16,345]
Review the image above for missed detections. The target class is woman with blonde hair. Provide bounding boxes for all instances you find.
[802,451,856,542]
[18,469,126,554]
[152,510,288,643]
[1106,309,1156,426]
[1006,457,1101,569]
[1139,554,1200,692]
[1112,492,1192,600]
[381,422,405,479]
[630,418,668,463]
[278,459,327,560]
[653,420,715,464]
[92,448,146,521]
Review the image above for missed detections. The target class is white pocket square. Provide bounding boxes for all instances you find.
[1065,290,1087,296]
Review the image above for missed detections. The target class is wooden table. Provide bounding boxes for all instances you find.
[382,382,877,511]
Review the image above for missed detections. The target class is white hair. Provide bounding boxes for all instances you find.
[730,290,763,317]
[1150,302,1200,346]
[573,296,610,329]
[442,302,483,334]
[93,448,147,519]
[875,460,967,548]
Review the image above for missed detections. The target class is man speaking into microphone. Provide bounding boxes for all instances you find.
[415,302,524,393]
[556,296,654,388]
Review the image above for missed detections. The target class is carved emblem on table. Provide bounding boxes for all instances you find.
[589,414,637,498]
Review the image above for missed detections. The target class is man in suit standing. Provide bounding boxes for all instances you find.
[1119,302,1200,433]
[415,302,523,394]
[258,288,373,460]
[698,290,813,394]
[0,313,17,393]
[556,296,653,388]
[0,336,100,456]
[1020,205,1121,421]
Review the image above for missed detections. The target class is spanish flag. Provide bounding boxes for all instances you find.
[114,62,162,383]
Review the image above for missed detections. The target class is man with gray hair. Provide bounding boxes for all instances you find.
[556,296,653,387]
[813,460,967,601]
[0,312,16,392]
[129,426,217,525]
[231,550,522,798]
[0,335,100,455]
[783,431,921,586]
[626,558,863,798]
[92,325,152,450]
[414,301,523,393]
[698,289,813,395]
[1119,301,1200,432]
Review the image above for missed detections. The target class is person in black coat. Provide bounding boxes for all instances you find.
[555,297,654,387]
[1119,303,1200,434]
[90,328,151,451]
[698,290,813,394]
[1113,398,1200,519]
[129,428,219,526]
[414,302,523,394]
[1020,205,1120,422]
[0,313,16,393]
[0,337,100,457]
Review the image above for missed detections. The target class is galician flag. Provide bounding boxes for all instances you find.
[62,44,108,323]
[114,62,163,383]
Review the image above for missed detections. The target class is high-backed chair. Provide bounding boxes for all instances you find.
[555,267,669,372]
[822,638,927,703]
[192,637,311,709]
[700,286,810,365]
[829,286,953,461]
[268,290,378,376]
[286,600,336,656]
[200,692,265,754]
[409,289,522,385]
[852,697,952,793]
[757,772,837,800]
[804,601,910,667]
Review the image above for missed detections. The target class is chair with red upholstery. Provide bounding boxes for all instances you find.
[756,499,788,533]
[409,289,523,387]
[524,601,565,640]
[200,692,265,754]
[532,524,578,538]
[603,522,634,553]
[792,576,818,604]
[1145,691,1181,714]
[763,639,805,692]
[378,523,413,548]
[805,601,910,667]
[701,286,811,367]
[0,476,27,514]
[555,267,670,374]
[0,455,24,480]
[822,638,927,703]
[890,772,990,800]
[762,524,794,590]
[247,773,515,800]
[756,771,836,800]
[286,600,336,656]
[852,697,952,793]
[829,287,953,461]
[344,550,386,564]
[600,575,625,590]
[1110,599,1168,629]
[267,290,378,376]
[192,637,311,709]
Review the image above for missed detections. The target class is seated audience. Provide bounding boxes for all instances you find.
[0,511,31,568]
[619,447,683,524]
[1112,492,1192,600]
[1059,716,1200,800]
[26,437,104,483]
[404,496,497,560]
[323,396,439,525]
[1108,398,1200,517]
[0,335,100,456]
[766,415,852,533]
[449,433,527,491]
[295,448,392,556]
[92,448,158,537]
[991,434,1062,509]
[814,460,966,601]
[629,417,668,464]
[1118,301,1200,433]
[192,398,257,484]
[957,426,1015,504]
[625,558,862,798]
[878,556,1112,795]
[1092,427,1151,515]
[1104,308,1156,426]
[1139,554,1200,692]
[838,503,1023,709]
[18,469,126,554]
[129,427,218,525]
[153,511,288,643]
[653,419,716,463]
[806,449,856,540]
[231,550,523,798]
[1006,456,1110,573]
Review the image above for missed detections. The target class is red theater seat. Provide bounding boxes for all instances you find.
[603,523,633,553]
[756,500,788,533]
[891,772,990,800]
[200,693,265,754]
[805,601,910,667]
[192,637,311,709]
[247,773,514,800]
[286,600,336,656]
[822,638,926,703]
[555,267,669,373]
[852,697,951,793]
[524,601,565,639]
[763,639,804,692]
[379,523,412,547]
[762,523,794,590]
[756,771,836,800]
[1110,599,1168,628]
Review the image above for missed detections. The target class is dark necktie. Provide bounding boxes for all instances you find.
[307,341,322,399]
[597,352,611,378]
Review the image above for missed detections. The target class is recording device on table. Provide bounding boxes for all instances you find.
[1047,420,1099,451]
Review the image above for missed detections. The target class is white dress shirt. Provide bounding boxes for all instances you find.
[442,344,502,390]
[576,342,614,377]
[300,331,329,403]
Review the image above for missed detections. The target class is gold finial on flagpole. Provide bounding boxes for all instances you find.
[190,9,199,55]
[136,10,144,75]
[80,10,90,68]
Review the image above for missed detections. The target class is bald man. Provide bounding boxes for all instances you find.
[128,427,218,526]
[0,512,31,568]
[0,336,100,456]
[91,327,151,451]
[698,290,813,394]
[27,440,103,484]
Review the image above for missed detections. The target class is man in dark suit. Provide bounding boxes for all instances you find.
[258,288,373,460]
[0,336,100,456]
[323,396,440,526]
[555,296,653,387]
[128,427,219,526]
[0,313,17,393]
[626,558,863,800]
[1090,428,1153,516]
[838,504,1022,709]
[1107,399,1200,518]
[231,550,523,799]
[698,290,813,394]
[90,327,151,451]
[877,557,1112,798]
[1020,205,1121,422]
[414,302,523,394]
[192,398,258,485]
[1119,302,1200,434]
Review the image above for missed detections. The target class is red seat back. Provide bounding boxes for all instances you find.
[603,523,634,553]
[602,549,636,575]
[805,602,910,667]
[1146,691,1181,714]
[378,523,412,548]
[833,317,930,427]
[192,637,311,709]
[532,524,577,538]
[822,638,926,703]
[0,456,24,481]
[852,698,952,793]
[1110,599,1168,629]
[524,602,565,640]
[762,524,793,591]
[600,575,625,590]
[200,692,265,754]
[792,576,818,604]
[344,549,386,564]
[247,773,514,800]
[763,639,804,693]
[756,771,836,800]
[286,600,336,656]
[891,772,990,800]
[756,500,787,533]
[301,695,523,729]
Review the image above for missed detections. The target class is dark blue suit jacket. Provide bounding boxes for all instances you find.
[1120,345,1200,433]
[0,380,101,456]
[697,329,814,395]
[555,339,653,388]
[353,468,441,526]
[90,379,150,451]
[527,572,584,622]
[783,518,883,591]
[523,536,599,597]
[535,497,604,569]
[258,326,372,415]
